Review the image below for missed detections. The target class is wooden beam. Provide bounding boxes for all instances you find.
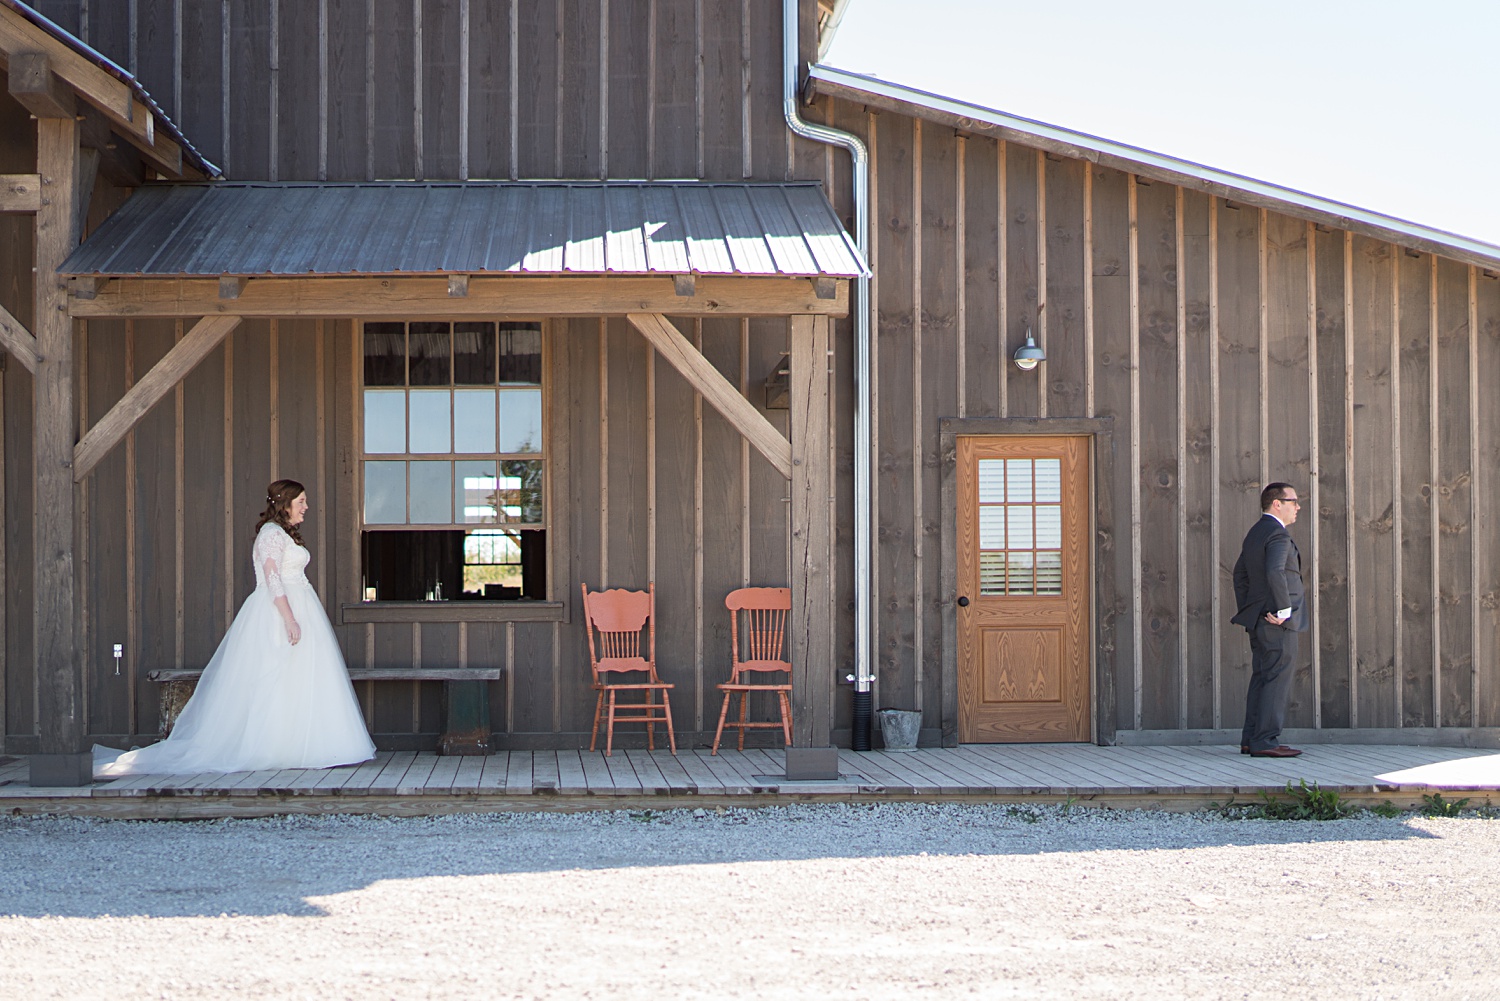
[447,274,469,297]
[0,173,41,213]
[32,115,83,779]
[0,300,37,373]
[70,275,852,319]
[626,312,793,479]
[8,52,74,118]
[73,314,242,480]
[789,314,833,747]
[0,9,192,179]
[673,274,695,297]
[217,275,246,299]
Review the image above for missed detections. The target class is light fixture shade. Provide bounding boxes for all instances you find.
[1013,326,1045,371]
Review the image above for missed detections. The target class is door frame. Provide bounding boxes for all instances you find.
[938,417,1116,747]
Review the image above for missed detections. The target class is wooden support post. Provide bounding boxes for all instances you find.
[447,274,469,297]
[218,276,246,299]
[30,115,87,786]
[788,314,834,762]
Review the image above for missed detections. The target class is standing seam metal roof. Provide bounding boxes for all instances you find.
[60,181,870,279]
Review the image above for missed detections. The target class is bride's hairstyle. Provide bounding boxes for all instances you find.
[255,479,307,547]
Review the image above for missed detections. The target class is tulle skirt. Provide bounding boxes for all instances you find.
[93,581,376,777]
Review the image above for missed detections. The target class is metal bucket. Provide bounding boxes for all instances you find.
[876,709,922,751]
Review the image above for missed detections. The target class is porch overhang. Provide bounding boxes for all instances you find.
[61,180,866,319]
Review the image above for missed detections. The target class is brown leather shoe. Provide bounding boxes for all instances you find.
[1249,745,1303,758]
[1240,744,1251,755]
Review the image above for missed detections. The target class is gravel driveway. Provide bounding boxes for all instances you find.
[2,804,1496,999]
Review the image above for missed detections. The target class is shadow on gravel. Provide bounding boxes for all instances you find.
[0,807,1446,919]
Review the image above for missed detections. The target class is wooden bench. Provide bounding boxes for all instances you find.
[146,668,501,755]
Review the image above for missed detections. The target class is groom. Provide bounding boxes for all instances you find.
[1231,482,1308,758]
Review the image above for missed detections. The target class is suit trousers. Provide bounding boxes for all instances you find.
[1241,621,1299,752]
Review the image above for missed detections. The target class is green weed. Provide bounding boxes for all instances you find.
[1368,800,1403,819]
[1420,793,1470,818]
[1211,781,1352,821]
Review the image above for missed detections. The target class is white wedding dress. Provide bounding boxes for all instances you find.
[93,523,376,777]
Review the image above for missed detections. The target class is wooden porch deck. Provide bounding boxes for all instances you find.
[1,744,1497,818]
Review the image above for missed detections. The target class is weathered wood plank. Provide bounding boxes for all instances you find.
[1475,272,1500,727]
[369,0,415,180]
[1263,211,1314,726]
[961,137,1001,418]
[514,0,559,179]
[1350,236,1398,727]
[652,319,700,725]
[1314,228,1352,727]
[226,0,272,180]
[1435,258,1474,727]
[1133,179,1179,731]
[324,0,369,182]
[1180,190,1215,728]
[418,0,463,180]
[557,0,602,178]
[0,300,36,374]
[1004,142,1040,417]
[1215,199,1262,731]
[1089,165,1132,736]
[1398,249,1434,727]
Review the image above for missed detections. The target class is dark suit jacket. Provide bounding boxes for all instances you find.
[1231,514,1308,632]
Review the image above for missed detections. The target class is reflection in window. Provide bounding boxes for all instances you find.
[361,321,546,601]
[976,457,1064,596]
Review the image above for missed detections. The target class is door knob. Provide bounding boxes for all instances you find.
[956,596,970,607]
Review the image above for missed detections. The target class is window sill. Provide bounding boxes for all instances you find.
[339,600,567,625]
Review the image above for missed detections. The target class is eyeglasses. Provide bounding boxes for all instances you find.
[1277,497,1302,507]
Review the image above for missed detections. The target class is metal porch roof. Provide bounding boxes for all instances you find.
[60,181,869,279]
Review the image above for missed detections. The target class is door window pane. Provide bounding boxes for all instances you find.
[364,323,405,386]
[408,323,451,386]
[1006,552,1034,594]
[454,389,497,453]
[363,389,406,453]
[1006,459,1032,502]
[979,506,1005,549]
[1035,505,1062,550]
[409,460,453,523]
[364,461,406,523]
[408,389,452,453]
[977,459,1005,504]
[498,389,543,453]
[453,322,496,385]
[456,460,500,523]
[1035,552,1063,595]
[1035,459,1062,503]
[979,552,1005,596]
[1006,506,1033,549]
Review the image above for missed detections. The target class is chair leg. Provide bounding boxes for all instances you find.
[589,689,604,752]
[605,691,617,757]
[645,689,656,752]
[737,691,749,751]
[778,691,793,747]
[661,691,677,754]
[712,691,733,755]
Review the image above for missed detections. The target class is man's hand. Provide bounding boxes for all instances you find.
[1264,611,1289,626]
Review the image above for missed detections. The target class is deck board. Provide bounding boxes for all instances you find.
[2,744,1497,816]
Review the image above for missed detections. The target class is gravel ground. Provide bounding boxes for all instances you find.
[1,803,1497,1000]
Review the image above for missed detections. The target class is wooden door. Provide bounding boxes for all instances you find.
[957,436,1090,742]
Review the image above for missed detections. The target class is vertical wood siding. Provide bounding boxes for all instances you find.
[5,5,1500,747]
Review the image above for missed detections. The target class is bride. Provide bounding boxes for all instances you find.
[94,479,376,777]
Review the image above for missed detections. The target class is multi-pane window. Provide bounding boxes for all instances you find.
[360,321,546,601]
[977,458,1063,596]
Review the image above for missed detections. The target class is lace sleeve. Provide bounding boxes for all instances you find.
[255,526,288,598]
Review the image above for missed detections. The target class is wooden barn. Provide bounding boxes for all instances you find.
[3,0,1499,787]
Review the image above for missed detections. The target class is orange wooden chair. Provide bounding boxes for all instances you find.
[581,582,677,756]
[712,587,793,754]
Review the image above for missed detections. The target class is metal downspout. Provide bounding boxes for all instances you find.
[783,0,874,749]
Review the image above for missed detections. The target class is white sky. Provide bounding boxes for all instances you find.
[822,0,1500,248]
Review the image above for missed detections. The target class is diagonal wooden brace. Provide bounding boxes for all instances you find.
[0,300,38,373]
[627,312,792,479]
[73,314,241,480]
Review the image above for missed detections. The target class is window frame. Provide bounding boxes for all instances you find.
[345,316,565,624]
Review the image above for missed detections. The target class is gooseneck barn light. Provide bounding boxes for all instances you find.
[1013,326,1046,371]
